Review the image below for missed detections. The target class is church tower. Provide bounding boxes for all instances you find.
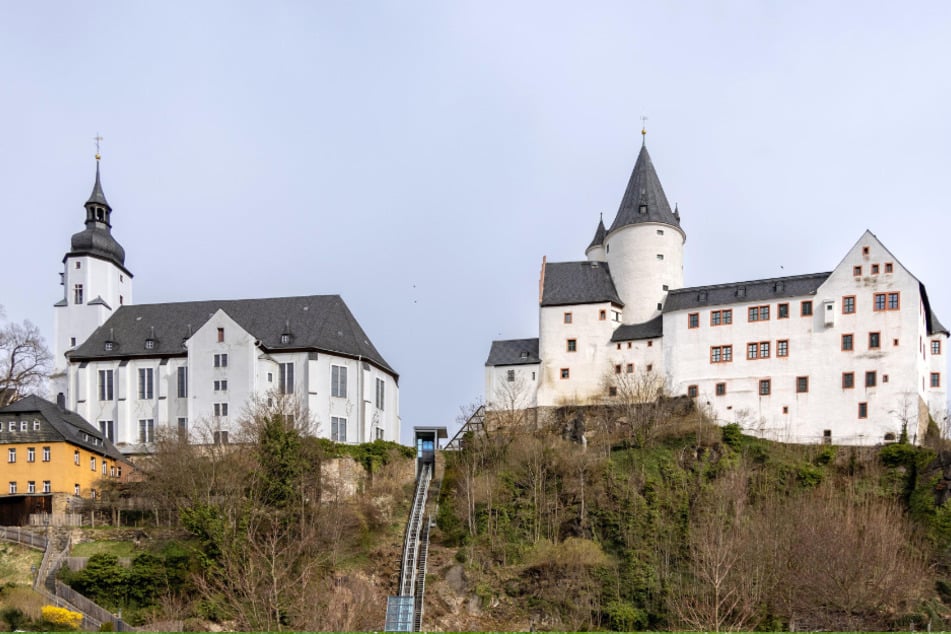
[51,156,133,395]
[603,132,685,324]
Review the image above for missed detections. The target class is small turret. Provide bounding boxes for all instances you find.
[585,215,607,262]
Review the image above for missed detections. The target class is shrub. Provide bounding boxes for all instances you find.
[722,423,743,450]
[41,605,83,630]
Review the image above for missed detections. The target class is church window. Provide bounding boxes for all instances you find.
[613,310,621,321]
[759,379,771,396]
[884,262,893,273]
[564,312,572,324]
[138,368,154,399]
[841,334,853,351]
[74,284,84,305]
[871,263,880,274]
[778,303,789,319]
[213,403,229,417]
[375,379,385,410]
[599,310,606,320]
[858,402,868,418]
[332,365,348,397]
[777,339,789,357]
[715,382,726,396]
[647,340,652,347]
[932,340,942,355]
[853,265,862,276]
[687,385,698,398]
[748,305,770,322]
[801,300,813,316]
[214,379,228,391]
[217,328,225,342]
[843,296,856,314]
[213,430,229,445]
[869,332,881,349]
[657,302,662,310]
[931,372,941,388]
[566,339,577,352]
[865,371,877,387]
[688,313,699,328]
[796,376,809,393]
[560,368,570,379]
[279,363,294,394]
[332,417,348,442]
[177,367,188,397]
[98,370,114,400]
[98,420,114,442]
[842,372,854,388]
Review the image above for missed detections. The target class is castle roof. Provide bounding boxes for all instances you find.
[611,314,664,341]
[485,338,540,366]
[586,217,607,252]
[608,143,683,235]
[0,395,126,462]
[69,294,397,377]
[541,261,623,307]
[664,272,832,312]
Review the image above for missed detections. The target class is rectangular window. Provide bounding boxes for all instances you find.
[74,484,80,495]
[177,366,188,398]
[843,296,856,314]
[331,365,348,397]
[710,345,733,363]
[138,419,155,443]
[748,305,770,322]
[853,265,862,276]
[871,263,880,274]
[506,369,515,382]
[933,340,942,355]
[74,450,80,465]
[213,430,229,445]
[213,403,229,417]
[688,313,699,328]
[214,353,228,367]
[715,382,726,396]
[842,334,854,351]
[888,292,900,310]
[760,342,770,358]
[98,370,114,401]
[8,482,16,494]
[796,376,809,393]
[42,447,50,462]
[217,327,225,342]
[376,378,385,410]
[566,339,577,352]
[74,284,84,305]
[98,420,114,442]
[177,417,188,438]
[687,385,698,398]
[885,262,893,273]
[28,481,36,494]
[747,343,758,360]
[801,300,813,316]
[7,448,15,463]
[931,372,941,388]
[27,447,35,463]
[279,362,295,394]
[777,339,789,357]
[614,364,622,374]
[626,363,634,373]
[842,372,855,389]
[138,368,154,399]
[599,310,606,321]
[564,312,572,324]
[331,416,348,442]
[710,309,733,326]
[869,332,881,349]
[43,481,51,493]
[865,371,877,387]
[777,303,789,319]
[874,293,886,311]
[90,457,96,471]
[560,368,570,379]
[858,402,868,419]
[759,379,771,396]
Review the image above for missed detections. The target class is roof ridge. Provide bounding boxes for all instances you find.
[670,271,833,294]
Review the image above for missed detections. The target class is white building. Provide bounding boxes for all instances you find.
[486,133,948,445]
[53,160,400,454]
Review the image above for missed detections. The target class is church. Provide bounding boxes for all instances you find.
[486,132,948,445]
[52,158,400,454]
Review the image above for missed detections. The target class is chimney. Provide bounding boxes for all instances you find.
[538,256,547,305]
[56,392,66,410]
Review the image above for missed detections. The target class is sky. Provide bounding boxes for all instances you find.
[2,1,951,444]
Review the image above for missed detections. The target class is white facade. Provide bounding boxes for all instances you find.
[486,142,948,446]
[55,164,400,453]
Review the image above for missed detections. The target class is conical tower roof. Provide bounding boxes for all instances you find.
[608,143,682,234]
[68,162,127,270]
[586,216,607,252]
[85,162,111,209]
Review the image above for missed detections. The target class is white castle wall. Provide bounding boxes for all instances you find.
[605,222,684,324]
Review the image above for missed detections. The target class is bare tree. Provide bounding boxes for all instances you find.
[0,307,52,406]
[486,373,533,430]
[603,367,669,447]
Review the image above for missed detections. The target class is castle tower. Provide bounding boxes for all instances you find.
[584,215,607,262]
[51,158,133,395]
[604,135,685,324]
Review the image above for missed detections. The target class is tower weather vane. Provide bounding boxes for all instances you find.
[94,133,103,161]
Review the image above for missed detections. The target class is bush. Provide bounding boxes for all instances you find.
[722,423,743,450]
[604,600,648,631]
[41,605,83,631]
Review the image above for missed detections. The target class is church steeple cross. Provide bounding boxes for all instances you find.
[94,133,103,161]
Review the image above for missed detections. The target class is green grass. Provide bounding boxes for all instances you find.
[70,539,138,558]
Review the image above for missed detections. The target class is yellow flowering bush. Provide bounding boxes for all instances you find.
[41,605,83,630]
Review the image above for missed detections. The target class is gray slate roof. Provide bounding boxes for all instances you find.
[86,163,110,208]
[541,261,623,307]
[0,395,126,461]
[919,282,949,336]
[69,295,397,377]
[664,272,832,312]
[68,164,128,272]
[608,144,683,235]
[485,338,540,366]
[586,217,607,252]
[611,315,663,341]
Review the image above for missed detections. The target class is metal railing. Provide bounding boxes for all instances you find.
[0,525,48,550]
[398,463,432,597]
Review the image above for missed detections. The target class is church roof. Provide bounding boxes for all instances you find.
[586,217,607,252]
[86,162,111,208]
[664,272,832,312]
[611,315,664,341]
[0,395,126,462]
[68,163,129,273]
[69,295,397,377]
[608,143,683,235]
[541,261,623,307]
[485,338,540,366]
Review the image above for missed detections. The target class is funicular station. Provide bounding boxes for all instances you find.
[384,426,447,632]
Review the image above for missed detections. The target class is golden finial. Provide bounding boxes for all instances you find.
[94,133,103,161]
[640,116,648,141]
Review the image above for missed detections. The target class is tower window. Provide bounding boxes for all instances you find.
[656,253,664,260]
[217,327,225,343]
[74,284,84,305]
[75,261,81,269]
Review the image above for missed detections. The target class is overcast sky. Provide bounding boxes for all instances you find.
[3,2,951,443]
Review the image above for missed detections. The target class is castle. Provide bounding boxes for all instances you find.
[486,133,948,445]
[51,158,400,454]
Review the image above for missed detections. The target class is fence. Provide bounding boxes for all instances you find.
[30,512,83,527]
[0,525,48,550]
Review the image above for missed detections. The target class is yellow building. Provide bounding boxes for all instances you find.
[0,394,130,525]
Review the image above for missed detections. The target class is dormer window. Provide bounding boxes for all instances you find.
[145,339,155,350]
[280,333,291,344]
[520,351,529,359]
[639,203,647,215]
[104,341,114,351]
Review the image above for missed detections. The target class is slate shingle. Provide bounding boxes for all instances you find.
[486,338,540,366]
[541,261,623,307]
